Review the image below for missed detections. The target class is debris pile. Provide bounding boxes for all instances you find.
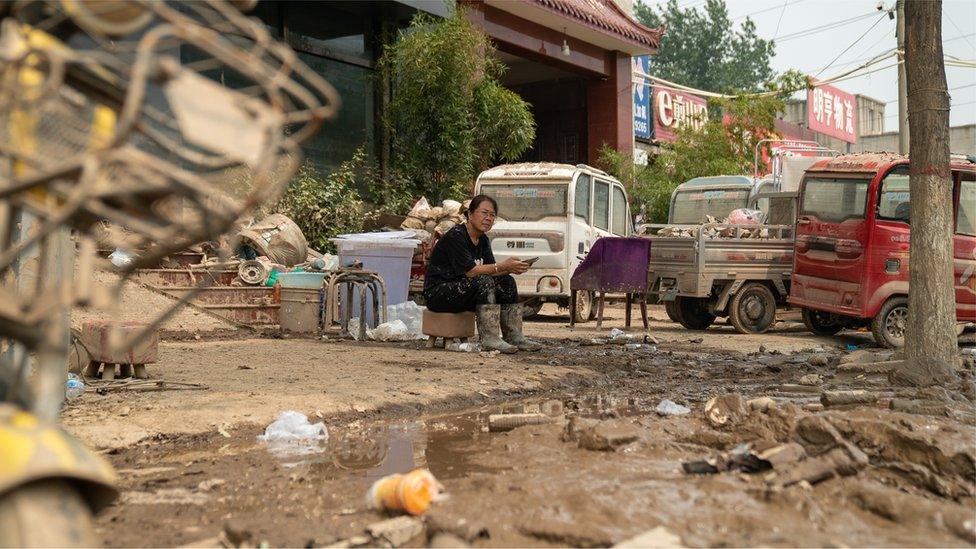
[647,208,775,239]
[399,198,468,243]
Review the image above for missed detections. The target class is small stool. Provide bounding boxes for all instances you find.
[422,310,476,349]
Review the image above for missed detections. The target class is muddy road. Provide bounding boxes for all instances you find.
[80,308,976,548]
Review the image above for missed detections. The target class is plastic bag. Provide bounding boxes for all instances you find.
[407,197,432,218]
[108,248,134,268]
[385,301,426,340]
[441,199,462,217]
[723,208,766,226]
[258,411,328,441]
[655,399,691,416]
[370,320,413,342]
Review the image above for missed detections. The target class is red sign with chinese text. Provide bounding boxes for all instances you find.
[653,85,708,142]
[806,82,857,143]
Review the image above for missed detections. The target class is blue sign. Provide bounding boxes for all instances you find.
[633,55,651,140]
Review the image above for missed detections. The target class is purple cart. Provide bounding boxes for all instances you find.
[570,236,652,328]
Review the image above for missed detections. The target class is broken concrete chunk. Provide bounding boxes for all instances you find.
[704,393,748,427]
[807,355,829,367]
[562,415,600,443]
[798,373,823,386]
[775,445,868,487]
[840,349,891,365]
[889,399,950,416]
[820,390,879,408]
[366,516,424,548]
[746,396,777,412]
[614,526,685,548]
[577,419,640,451]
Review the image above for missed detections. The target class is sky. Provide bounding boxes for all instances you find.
[638,0,976,132]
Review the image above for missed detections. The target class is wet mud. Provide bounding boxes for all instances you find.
[95,340,976,548]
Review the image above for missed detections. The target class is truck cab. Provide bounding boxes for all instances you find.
[790,153,976,348]
[474,163,631,323]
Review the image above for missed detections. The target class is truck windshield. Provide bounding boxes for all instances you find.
[670,189,750,223]
[480,183,568,222]
[800,177,870,222]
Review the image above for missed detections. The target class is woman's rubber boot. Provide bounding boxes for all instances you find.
[500,304,543,352]
[475,304,518,354]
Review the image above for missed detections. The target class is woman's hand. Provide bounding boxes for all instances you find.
[497,257,529,275]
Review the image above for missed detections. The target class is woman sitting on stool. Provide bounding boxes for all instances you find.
[423,195,543,353]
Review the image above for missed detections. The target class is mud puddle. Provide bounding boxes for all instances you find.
[96,344,976,548]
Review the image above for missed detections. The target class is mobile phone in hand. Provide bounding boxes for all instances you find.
[523,257,539,265]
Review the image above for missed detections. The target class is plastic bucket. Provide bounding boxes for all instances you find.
[280,287,322,334]
[277,272,326,289]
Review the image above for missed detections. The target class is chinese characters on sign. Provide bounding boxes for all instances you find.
[633,56,651,140]
[632,58,709,143]
[807,82,857,143]
[652,85,708,142]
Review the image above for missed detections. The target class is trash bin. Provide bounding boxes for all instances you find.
[278,272,326,334]
[332,232,419,326]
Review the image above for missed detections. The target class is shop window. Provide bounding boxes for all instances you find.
[295,52,374,176]
[575,175,591,223]
[283,2,369,62]
[594,180,610,231]
[611,186,627,236]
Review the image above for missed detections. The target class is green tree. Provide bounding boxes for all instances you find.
[380,8,535,203]
[634,0,776,94]
[602,73,807,223]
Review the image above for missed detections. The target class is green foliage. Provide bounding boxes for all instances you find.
[272,155,368,253]
[380,8,535,203]
[601,73,808,223]
[634,0,776,94]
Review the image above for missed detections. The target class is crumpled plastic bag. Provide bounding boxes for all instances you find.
[655,400,691,416]
[723,208,766,226]
[258,411,328,441]
[108,248,134,268]
[386,301,426,340]
[369,320,413,342]
[441,199,462,217]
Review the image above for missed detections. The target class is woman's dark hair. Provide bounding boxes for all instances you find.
[466,194,498,218]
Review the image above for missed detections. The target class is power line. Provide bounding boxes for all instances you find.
[946,17,976,51]
[881,83,976,104]
[732,0,806,22]
[884,98,976,119]
[772,0,790,39]
[814,13,890,78]
[775,12,879,43]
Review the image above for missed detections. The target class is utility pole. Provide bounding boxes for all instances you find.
[896,0,909,153]
[903,0,956,368]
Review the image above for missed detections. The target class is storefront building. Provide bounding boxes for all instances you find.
[463,0,663,166]
[217,1,660,180]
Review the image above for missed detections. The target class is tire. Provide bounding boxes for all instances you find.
[871,296,908,349]
[729,283,777,334]
[802,308,844,336]
[664,300,681,323]
[676,296,715,330]
[572,291,593,324]
[0,480,98,547]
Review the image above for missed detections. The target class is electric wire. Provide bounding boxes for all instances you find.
[774,12,879,43]
[814,13,891,78]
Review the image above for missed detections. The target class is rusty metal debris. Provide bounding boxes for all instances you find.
[0,1,337,419]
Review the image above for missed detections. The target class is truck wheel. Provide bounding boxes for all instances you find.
[871,297,908,349]
[572,291,593,324]
[729,283,777,334]
[802,308,844,336]
[664,300,681,323]
[0,480,98,547]
[676,297,715,330]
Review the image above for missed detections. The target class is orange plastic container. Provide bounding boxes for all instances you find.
[366,468,441,516]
